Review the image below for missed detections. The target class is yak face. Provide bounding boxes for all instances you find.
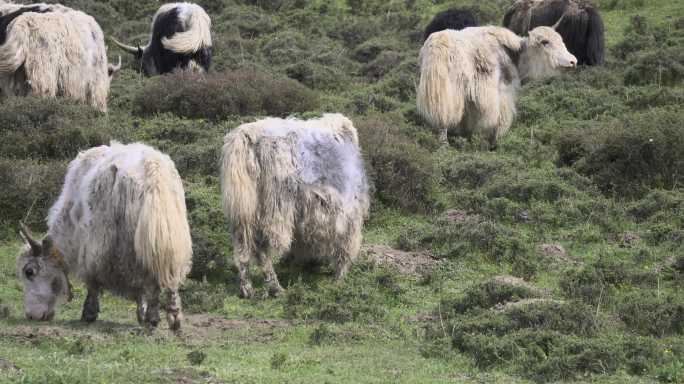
[16,225,71,321]
[519,26,576,83]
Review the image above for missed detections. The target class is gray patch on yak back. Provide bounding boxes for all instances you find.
[297,130,367,206]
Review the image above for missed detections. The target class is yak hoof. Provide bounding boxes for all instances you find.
[239,283,255,299]
[268,284,285,298]
[167,311,183,332]
[81,311,98,323]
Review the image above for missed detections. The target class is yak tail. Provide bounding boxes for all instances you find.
[416,32,463,138]
[585,7,605,66]
[220,128,259,249]
[162,6,212,54]
[134,155,192,290]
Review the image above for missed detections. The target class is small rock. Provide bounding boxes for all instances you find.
[0,358,21,374]
[516,210,530,222]
[0,305,10,319]
[442,209,467,223]
[363,245,440,276]
[494,298,565,312]
[619,232,641,248]
[536,244,578,266]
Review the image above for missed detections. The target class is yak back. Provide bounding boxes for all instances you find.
[148,5,211,74]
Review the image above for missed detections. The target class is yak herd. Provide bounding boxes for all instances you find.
[8,0,606,330]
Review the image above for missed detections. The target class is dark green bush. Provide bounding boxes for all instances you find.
[0,159,67,240]
[624,48,684,86]
[133,69,319,120]
[443,276,541,313]
[619,292,684,337]
[356,115,442,213]
[557,110,684,198]
[0,98,109,160]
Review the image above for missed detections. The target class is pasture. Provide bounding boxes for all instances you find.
[1,0,683,382]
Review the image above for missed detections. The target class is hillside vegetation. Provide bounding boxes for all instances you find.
[1,0,683,383]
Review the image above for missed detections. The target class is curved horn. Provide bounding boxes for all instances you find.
[110,36,141,56]
[19,222,41,256]
[108,55,122,76]
[552,11,568,31]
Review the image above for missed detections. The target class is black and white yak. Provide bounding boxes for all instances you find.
[112,2,212,76]
[503,0,605,66]
[0,2,120,111]
[424,8,478,40]
[17,142,192,331]
[220,114,370,298]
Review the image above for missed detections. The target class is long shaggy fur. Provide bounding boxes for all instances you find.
[159,3,212,54]
[47,142,192,298]
[221,114,369,295]
[503,0,605,65]
[417,26,576,145]
[0,2,114,111]
[424,8,478,40]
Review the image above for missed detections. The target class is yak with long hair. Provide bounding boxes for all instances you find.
[112,2,212,76]
[16,142,192,331]
[0,2,120,111]
[417,24,577,146]
[423,8,478,40]
[221,114,370,298]
[503,0,605,66]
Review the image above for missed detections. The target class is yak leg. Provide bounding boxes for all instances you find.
[136,296,148,326]
[143,284,161,328]
[236,244,255,299]
[81,287,100,323]
[165,289,183,332]
[256,248,284,297]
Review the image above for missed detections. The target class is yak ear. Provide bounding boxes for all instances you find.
[19,222,42,257]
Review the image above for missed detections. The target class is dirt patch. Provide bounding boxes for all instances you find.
[536,244,579,266]
[494,298,565,312]
[363,245,441,276]
[178,314,291,345]
[442,209,468,223]
[0,358,21,375]
[152,368,224,384]
[619,232,641,248]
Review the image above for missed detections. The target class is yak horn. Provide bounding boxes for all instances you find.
[552,12,568,30]
[19,222,41,256]
[110,36,141,55]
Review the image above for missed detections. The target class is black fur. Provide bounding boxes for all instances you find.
[0,6,50,45]
[503,0,605,66]
[145,6,212,75]
[424,8,478,40]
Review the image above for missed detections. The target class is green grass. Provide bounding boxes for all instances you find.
[1,0,684,383]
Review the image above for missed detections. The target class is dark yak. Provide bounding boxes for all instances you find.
[503,0,605,66]
[112,2,212,76]
[424,8,478,40]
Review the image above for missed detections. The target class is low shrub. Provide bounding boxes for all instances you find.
[624,48,684,86]
[557,110,684,198]
[619,291,684,337]
[0,159,68,240]
[133,69,319,120]
[356,115,442,213]
[443,276,542,313]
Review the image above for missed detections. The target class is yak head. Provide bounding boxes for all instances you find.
[16,223,72,321]
[518,20,577,83]
[110,37,157,75]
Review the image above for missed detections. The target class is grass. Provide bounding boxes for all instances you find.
[1,0,684,383]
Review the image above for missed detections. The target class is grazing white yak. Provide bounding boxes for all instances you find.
[17,142,192,331]
[221,114,370,298]
[417,24,577,146]
[0,2,120,111]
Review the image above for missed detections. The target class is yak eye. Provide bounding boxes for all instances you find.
[541,39,550,46]
[24,267,36,280]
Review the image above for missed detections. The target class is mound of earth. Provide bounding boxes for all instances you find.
[363,245,441,276]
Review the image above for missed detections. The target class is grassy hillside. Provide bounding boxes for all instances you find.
[1,0,683,382]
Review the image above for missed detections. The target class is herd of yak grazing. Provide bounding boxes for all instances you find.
[6,0,606,330]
